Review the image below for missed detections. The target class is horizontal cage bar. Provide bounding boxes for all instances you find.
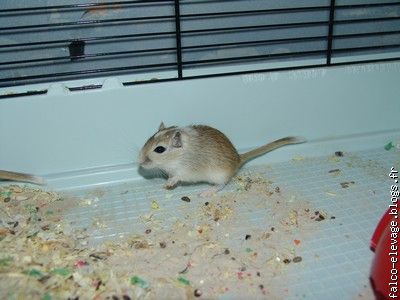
[0,0,399,90]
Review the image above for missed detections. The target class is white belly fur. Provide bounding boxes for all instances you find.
[178,168,230,185]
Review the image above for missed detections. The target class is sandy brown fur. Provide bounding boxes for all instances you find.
[187,125,241,175]
[139,123,305,194]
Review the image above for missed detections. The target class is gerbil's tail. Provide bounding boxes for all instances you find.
[0,170,45,185]
[239,136,306,165]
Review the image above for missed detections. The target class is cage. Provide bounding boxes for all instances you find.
[0,0,399,299]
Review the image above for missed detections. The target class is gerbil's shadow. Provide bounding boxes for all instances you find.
[138,166,167,180]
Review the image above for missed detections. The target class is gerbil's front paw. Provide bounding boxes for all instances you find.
[164,183,176,190]
[164,177,179,190]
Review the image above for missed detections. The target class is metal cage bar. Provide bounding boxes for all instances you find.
[0,0,399,91]
[174,0,183,79]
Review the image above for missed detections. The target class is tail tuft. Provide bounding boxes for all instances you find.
[288,136,307,144]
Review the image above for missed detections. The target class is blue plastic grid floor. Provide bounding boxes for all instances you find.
[61,146,399,299]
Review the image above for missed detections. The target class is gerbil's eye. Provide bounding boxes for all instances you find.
[154,146,166,154]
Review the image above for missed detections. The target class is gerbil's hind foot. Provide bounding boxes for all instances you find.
[164,177,179,190]
[199,184,226,198]
[164,184,175,190]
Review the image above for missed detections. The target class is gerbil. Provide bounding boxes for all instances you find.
[0,170,45,185]
[139,122,305,197]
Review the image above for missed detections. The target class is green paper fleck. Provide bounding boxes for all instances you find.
[245,247,253,253]
[177,276,191,286]
[0,191,11,198]
[51,268,70,277]
[385,142,394,151]
[45,210,54,215]
[42,293,52,300]
[0,256,13,267]
[28,269,44,278]
[130,276,149,289]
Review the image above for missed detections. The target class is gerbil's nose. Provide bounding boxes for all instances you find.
[139,154,151,166]
[138,150,145,164]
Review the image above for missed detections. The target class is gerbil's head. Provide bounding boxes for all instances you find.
[138,122,183,170]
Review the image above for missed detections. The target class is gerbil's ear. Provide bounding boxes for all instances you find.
[158,122,165,131]
[172,131,182,148]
